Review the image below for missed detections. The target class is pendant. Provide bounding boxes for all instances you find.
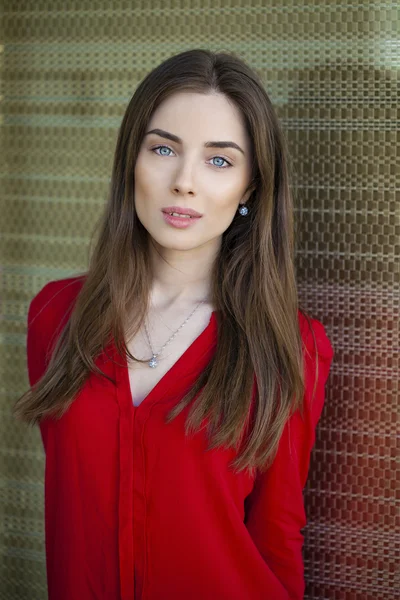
[148,355,158,368]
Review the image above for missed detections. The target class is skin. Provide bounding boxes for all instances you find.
[134,90,255,313]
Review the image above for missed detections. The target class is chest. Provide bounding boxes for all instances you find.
[125,310,214,407]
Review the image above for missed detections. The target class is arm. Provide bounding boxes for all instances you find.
[26,276,86,387]
[26,280,62,450]
[244,318,334,599]
[26,277,86,449]
[26,283,52,389]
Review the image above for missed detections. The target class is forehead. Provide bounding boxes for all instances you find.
[148,91,250,148]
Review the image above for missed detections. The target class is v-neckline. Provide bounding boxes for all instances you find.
[117,310,217,413]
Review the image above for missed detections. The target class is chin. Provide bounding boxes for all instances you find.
[157,238,203,252]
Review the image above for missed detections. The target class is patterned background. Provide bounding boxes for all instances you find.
[1,1,399,599]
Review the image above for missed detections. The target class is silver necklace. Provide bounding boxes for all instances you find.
[149,300,175,333]
[143,299,206,368]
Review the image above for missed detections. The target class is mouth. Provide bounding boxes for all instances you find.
[165,211,195,219]
[161,211,202,229]
[161,206,203,219]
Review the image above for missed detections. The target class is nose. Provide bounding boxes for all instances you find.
[171,157,196,196]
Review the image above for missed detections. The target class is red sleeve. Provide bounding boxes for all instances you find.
[26,276,86,449]
[26,276,86,387]
[26,281,58,388]
[244,317,334,600]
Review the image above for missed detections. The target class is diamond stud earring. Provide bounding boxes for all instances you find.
[238,204,249,216]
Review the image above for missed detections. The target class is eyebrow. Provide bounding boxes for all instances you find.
[144,128,245,155]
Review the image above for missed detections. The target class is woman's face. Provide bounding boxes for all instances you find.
[134,91,254,255]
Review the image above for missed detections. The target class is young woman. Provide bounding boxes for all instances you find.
[14,49,334,600]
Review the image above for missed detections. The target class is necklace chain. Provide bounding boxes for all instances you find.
[143,299,206,368]
[149,300,175,333]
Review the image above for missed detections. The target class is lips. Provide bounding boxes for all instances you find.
[166,212,194,219]
[162,211,201,229]
[161,206,202,218]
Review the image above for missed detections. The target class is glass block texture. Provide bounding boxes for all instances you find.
[0,1,398,599]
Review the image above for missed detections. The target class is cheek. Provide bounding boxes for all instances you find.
[135,156,166,197]
[209,184,242,213]
[134,166,154,207]
[134,155,148,190]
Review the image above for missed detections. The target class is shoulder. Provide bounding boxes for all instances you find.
[297,309,334,364]
[26,274,88,386]
[296,310,334,431]
[28,274,87,324]
[29,274,86,318]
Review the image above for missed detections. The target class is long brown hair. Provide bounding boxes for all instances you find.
[14,48,318,477]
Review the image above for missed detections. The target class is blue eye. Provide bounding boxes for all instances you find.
[154,145,172,157]
[211,156,230,168]
[151,145,232,169]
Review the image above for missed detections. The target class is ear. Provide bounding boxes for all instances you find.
[240,183,256,204]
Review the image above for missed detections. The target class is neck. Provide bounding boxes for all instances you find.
[147,236,220,311]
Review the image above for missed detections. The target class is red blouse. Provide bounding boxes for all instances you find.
[26,275,334,600]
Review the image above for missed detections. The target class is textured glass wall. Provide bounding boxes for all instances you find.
[1,2,398,599]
